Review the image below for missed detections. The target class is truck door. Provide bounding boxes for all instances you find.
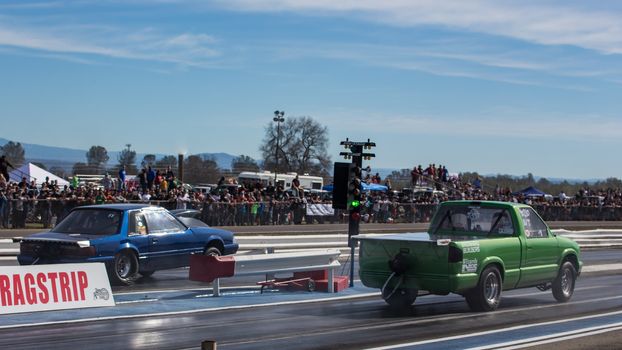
[518,207,559,286]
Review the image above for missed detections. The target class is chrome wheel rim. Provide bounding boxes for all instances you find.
[484,272,500,303]
[116,255,131,278]
[561,268,573,296]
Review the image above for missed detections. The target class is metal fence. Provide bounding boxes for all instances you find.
[1,198,622,229]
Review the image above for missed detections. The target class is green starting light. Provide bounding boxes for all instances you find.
[349,200,360,208]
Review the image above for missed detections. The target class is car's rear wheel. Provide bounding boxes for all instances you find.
[382,288,418,308]
[108,251,139,285]
[466,266,501,311]
[552,261,576,302]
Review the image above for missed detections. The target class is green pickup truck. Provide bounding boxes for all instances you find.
[356,200,582,311]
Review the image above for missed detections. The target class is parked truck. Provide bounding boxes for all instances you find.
[356,200,582,311]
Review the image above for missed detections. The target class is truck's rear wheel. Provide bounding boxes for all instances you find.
[382,288,418,308]
[552,261,576,302]
[466,266,501,312]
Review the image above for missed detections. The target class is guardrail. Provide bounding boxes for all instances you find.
[189,249,342,295]
[2,230,621,258]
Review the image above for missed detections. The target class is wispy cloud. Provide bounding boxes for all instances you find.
[0,11,222,67]
[217,0,622,54]
[321,109,622,142]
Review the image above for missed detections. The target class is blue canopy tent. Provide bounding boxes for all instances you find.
[513,186,547,197]
[322,183,388,192]
[362,182,388,192]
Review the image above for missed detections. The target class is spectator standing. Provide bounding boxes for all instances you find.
[166,166,175,183]
[138,168,148,193]
[118,166,127,191]
[147,166,156,190]
[102,173,113,191]
[0,155,13,183]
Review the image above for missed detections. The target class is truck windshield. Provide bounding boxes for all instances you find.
[431,206,514,236]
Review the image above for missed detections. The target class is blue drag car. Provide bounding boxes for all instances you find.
[16,204,238,285]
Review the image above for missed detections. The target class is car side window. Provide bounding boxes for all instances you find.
[128,211,148,235]
[144,211,186,233]
[520,208,548,239]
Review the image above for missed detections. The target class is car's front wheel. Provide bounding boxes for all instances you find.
[108,251,139,285]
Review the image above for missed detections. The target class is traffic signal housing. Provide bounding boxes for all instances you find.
[332,162,353,210]
[347,164,362,240]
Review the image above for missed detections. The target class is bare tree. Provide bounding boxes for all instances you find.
[260,116,331,176]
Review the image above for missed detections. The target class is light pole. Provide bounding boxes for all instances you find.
[273,110,285,186]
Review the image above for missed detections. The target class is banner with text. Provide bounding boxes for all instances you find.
[0,263,115,314]
[306,203,335,216]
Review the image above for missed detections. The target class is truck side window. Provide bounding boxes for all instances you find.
[491,211,514,235]
[520,208,548,238]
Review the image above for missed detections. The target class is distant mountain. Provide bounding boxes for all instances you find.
[0,137,241,171]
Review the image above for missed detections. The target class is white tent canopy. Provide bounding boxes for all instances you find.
[9,163,70,187]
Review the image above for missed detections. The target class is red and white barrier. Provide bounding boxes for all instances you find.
[189,249,343,295]
[0,263,114,314]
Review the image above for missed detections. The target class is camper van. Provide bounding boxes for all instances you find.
[238,171,323,190]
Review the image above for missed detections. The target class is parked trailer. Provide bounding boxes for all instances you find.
[238,171,323,190]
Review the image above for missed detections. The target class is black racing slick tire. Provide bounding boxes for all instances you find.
[552,261,577,302]
[466,266,502,312]
[108,251,139,286]
[382,288,418,308]
[204,246,222,256]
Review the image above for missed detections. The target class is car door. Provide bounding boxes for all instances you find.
[125,210,153,269]
[518,207,560,286]
[143,210,197,269]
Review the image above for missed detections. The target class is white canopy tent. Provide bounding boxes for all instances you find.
[9,162,70,187]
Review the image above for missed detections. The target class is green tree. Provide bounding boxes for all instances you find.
[183,155,221,184]
[86,145,109,174]
[1,141,25,168]
[117,144,137,174]
[141,154,156,168]
[231,155,259,173]
[155,155,177,169]
[260,116,331,177]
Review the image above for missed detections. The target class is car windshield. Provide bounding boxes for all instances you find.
[431,206,514,236]
[52,209,122,235]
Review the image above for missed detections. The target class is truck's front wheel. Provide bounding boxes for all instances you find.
[382,288,418,308]
[552,261,576,302]
[466,266,501,312]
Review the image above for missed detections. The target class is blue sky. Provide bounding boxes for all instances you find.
[1,1,621,180]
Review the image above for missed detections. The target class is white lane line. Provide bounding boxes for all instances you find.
[367,310,622,350]
[475,324,622,350]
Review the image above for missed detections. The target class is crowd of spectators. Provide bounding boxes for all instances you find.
[2,162,622,229]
